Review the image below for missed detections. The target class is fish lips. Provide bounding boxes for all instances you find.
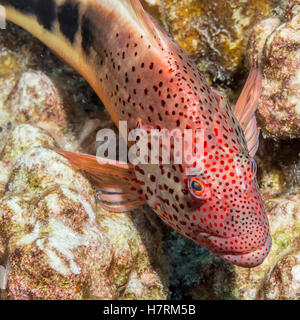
[197,231,272,268]
[215,235,272,268]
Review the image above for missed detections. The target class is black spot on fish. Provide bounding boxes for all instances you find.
[57,1,79,43]
[81,14,94,54]
[2,0,56,30]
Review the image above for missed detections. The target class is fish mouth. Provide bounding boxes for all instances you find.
[215,235,272,268]
[196,230,272,268]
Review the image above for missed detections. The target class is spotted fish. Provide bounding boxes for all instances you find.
[0,0,271,267]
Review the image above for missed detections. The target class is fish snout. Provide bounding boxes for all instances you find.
[229,206,270,239]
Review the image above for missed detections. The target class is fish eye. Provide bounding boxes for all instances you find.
[250,158,257,179]
[188,176,206,199]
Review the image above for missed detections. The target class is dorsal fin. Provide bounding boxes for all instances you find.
[124,1,163,42]
[125,0,178,51]
[234,69,262,157]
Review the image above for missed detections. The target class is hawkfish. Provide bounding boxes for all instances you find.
[0,0,271,267]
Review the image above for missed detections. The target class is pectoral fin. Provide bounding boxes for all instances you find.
[56,149,144,212]
[234,68,262,157]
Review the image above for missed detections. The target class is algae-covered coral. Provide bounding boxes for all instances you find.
[144,0,288,92]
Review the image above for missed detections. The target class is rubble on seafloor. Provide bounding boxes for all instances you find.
[0,0,299,300]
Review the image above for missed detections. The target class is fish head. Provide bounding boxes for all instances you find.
[154,130,271,268]
[187,149,271,267]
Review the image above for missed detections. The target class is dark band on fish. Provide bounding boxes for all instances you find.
[2,0,57,31]
[81,14,94,54]
[2,0,106,59]
[35,0,56,30]
[1,0,38,15]
[57,1,80,43]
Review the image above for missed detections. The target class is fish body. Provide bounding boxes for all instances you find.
[0,0,271,267]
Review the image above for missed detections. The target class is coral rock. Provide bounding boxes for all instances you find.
[248,3,300,138]
[261,250,300,299]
